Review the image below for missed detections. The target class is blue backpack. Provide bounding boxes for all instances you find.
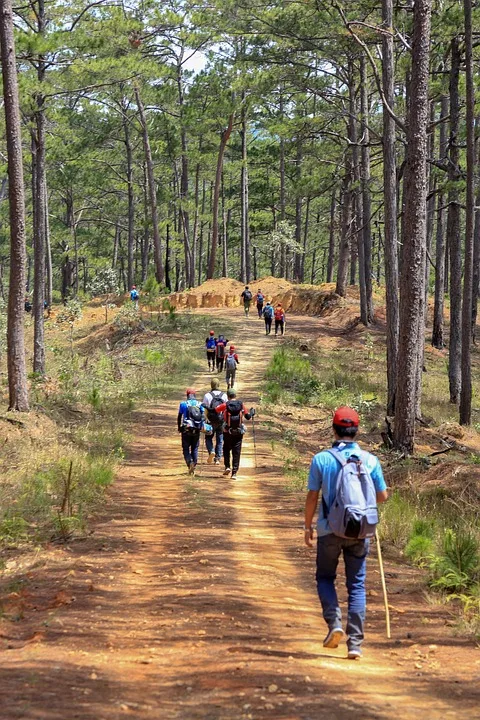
[326,448,378,539]
[206,336,216,350]
[257,293,264,304]
[184,400,203,434]
[263,305,274,319]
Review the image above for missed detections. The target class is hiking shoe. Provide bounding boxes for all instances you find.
[223,468,231,477]
[347,648,362,660]
[231,474,237,480]
[188,462,196,476]
[323,627,344,649]
[207,452,214,465]
[214,457,220,465]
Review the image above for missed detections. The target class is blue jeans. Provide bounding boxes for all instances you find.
[181,431,200,466]
[205,426,224,459]
[315,534,370,650]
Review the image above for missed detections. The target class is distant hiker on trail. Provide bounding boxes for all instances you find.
[255,289,264,318]
[206,330,217,371]
[274,304,285,336]
[24,296,32,313]
[177,388,205,476]
[215,334,228,373]
[262,302,274,335]
[304,406,388,660]
[241,286,252,317]
[130,285,139,310]
[202,378,228,465]
[214,388,255,480]
[225,345,239,389]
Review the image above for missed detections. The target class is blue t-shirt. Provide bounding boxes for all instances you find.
[130,289,139,300]
[178,398,204,421]
[308,441,387,536]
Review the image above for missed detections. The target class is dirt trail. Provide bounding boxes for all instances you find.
[1,309,480,720]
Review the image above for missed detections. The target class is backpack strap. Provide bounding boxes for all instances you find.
[326,447,347,466]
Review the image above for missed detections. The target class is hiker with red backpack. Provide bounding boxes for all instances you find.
[214,388,255,480]
[205,330,217,371]
[225,345,239,389]
[215,334,228,373]
[254,289,265,318]
[177,388,206,476]
[304,407,388,660]
[202,378,228,465]
[274,304,286,336]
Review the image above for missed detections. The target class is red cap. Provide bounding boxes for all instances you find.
[209,330,215,335]
[186,388,196,396]
[230,345,235,350]
[333,406,360,428]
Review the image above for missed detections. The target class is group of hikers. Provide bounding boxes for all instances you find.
[177,379,255,481]
[240,286,286,336]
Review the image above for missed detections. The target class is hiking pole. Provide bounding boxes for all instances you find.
[375,527,391,639]
[251,413,258,468]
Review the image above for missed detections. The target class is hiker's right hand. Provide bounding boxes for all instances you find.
[304,527,314,547]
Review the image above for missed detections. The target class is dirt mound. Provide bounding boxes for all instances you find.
[167,276,342,316]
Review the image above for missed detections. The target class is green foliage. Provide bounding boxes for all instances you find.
[264,347,320,404]
[88,268,119,297]
[430,529,480,592]
[143,273,160,305]
[113,304,144,334]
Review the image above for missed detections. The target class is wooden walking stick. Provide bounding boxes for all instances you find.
[375,527,391,639]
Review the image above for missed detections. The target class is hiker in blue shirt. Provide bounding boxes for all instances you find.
[304,406,388,660]
[177,388,205,476]
[205,330,217,371]
[130,285,139,309]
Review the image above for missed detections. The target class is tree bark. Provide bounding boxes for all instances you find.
[460,0,475,425]
[432,93,449,349]
[336,170,352,297]
[382,0,400,415]
[326,189,336,283]
[0,0,30,410]
[207,113,234,280]
[359,54,374,325]
[134,87,164,285]
[446,39,462,405]
[122,109,136,288]
[240,99,251,283]
[394,0,432,454]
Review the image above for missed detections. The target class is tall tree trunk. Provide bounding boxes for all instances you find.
[294,137,303,282]
[44,177,52,307]
[221,172,228,277]
[134,87,164,285]
[301,197,310,282]
[460,0,475,425]
[240,99,251,283]
[336,170,352,297]
[191,162,200,287]
[32,0,46,374]
[207,113,234,280]
[279,94,286,278]
[394,0,432,454]
[177,56,192,287]
[360,55,374,323]
[0,0,29,410]
[198,179,206,286]
[326,189,336,283]
[122,110,136,288]
[432,93,449,349]
[446,39,462,405]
